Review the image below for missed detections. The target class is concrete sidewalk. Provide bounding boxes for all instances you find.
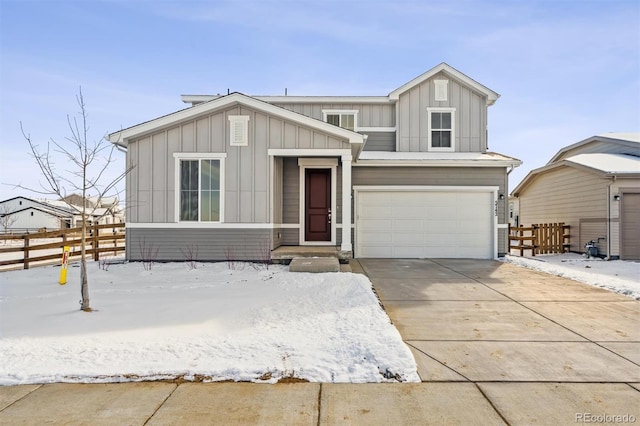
[1,259,639,425]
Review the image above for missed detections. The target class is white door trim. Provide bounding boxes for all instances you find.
[299,159,337,246]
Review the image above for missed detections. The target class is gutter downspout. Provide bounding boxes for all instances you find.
[606,176,616,260]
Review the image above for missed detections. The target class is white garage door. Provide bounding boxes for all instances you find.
[356,190,494,259]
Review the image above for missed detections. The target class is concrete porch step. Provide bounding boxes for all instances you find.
[271,246,351,264]
[289,257,340,273]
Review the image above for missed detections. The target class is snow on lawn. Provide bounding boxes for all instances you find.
[503,253,640,300]
[0,261,419,385]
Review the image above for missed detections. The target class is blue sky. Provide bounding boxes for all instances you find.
[1,0,638,201]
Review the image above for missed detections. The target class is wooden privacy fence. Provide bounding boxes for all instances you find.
[509,223,570,256]
[0,223,125,269]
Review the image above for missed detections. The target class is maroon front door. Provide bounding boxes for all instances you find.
[305,169,331,241]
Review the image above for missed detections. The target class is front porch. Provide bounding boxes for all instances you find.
[270,245,352,264]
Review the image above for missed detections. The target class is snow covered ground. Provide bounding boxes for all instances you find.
[0,261,419,385]
[503,253,640,300]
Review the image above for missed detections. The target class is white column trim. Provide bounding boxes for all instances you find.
[341,154,353,252]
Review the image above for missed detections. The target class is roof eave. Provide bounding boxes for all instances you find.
[354,158,522,167]
[109,93,364,147]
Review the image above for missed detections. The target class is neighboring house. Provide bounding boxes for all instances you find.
[108,63,521,261]
[0,197,75,232]
[0,195,125,233]
[508,196,519,227]
[511,133,640,260]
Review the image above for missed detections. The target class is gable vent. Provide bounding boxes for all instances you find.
[228,115,250,146]
[434,79,449,102]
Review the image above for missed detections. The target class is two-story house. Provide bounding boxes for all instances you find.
[108,63,521,261]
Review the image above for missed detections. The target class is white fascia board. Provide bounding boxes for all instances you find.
[181,94,223,104]
[353,159,522,167]
[183,95,392,105]
[127,222,297,229]
[268,148,352,158]
[258,96,392,104]
[109,93,365,146]
[353,185,499,192]
[388,63,500,105]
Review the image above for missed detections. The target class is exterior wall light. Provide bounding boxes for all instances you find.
[613,194,621,201]
[498,194,505,200]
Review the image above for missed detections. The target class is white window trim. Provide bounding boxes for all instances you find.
[427,107,456,152]
[228,115,250,146]
[322,109,358,131]
[173,153,227,223]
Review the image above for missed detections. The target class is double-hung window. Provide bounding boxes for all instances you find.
[322,110,358,131]
[174,153,226,222]
[427,107,455,151]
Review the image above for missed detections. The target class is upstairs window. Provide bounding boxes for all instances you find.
[175,154,226,222]
[427,107,455,151]
[322,110,358,131]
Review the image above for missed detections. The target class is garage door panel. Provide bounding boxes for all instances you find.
[393,232,425,244]
[362,206,392,219]
[357,190,493,259]
[394,219,424,232]
[392,192,425,206]
[359,219,392,231]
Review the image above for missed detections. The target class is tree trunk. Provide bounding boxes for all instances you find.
[79,213,91,311]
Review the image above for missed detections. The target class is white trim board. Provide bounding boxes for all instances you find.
[127,223,300,229]
[298,159,338,246]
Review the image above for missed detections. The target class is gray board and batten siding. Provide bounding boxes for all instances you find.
[126,104,351,225]
[397,71,488,153]
[274,102,395,128]
[125,103,353,261]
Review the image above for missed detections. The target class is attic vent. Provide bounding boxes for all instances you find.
[434,79,449,102]
[228,115,250,147]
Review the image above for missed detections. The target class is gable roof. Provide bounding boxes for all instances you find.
[388,62,500,105]
[108,92,365,148]
[0,196,77,215]
[1,206,69,219]
[566,153,640,174]
[512,152,640,196]
[548,132,640,164]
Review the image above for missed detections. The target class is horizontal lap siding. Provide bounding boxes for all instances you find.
[362,132,395,151]
[127,228,272,261]
[518,167,608,254]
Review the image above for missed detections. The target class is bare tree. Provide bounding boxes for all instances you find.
[19,88,132,311]
[0,205,19,235]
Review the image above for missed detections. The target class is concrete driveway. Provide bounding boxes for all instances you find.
[360,258,640,424]
[2,259,639,425]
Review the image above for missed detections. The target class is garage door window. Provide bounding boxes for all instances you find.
[427,108,455,151]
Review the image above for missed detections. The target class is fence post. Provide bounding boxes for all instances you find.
[93,223,99,261]
[23,235,30,269]
[531,224,537,256]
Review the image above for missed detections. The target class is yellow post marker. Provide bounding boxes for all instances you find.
[59,246,70,285]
